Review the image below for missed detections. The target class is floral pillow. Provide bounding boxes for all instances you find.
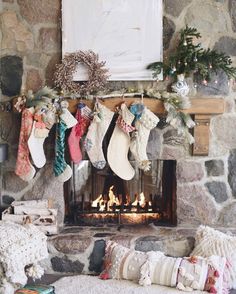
[191,225,236,289]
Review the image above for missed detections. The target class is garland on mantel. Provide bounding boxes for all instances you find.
[148,25,236,84]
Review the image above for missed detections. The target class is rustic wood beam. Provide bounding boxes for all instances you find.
[67,97,225,115]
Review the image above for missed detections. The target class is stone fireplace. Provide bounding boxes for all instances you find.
[1,0,236,231]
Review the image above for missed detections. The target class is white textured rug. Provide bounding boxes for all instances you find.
[53,275,205,294]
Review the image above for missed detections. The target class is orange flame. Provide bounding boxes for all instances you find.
[132,192,146,208]
[107,186,120,211]
[91,195,105,211]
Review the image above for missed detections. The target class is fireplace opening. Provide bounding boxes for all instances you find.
[64,159,177,226]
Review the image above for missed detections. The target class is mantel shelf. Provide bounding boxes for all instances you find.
[67,97,225,115]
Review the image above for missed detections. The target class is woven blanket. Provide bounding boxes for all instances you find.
[0,221,48,294]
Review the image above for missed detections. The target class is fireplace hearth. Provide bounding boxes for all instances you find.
[65,160,177,226]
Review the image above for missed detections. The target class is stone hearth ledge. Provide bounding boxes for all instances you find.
[42,224,236,275]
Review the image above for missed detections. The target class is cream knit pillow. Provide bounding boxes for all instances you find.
[139,251,229,293]
[191,225,236,289]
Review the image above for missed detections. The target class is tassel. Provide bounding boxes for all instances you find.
[185,286,194,292]
[209,286,217,293]
[177,282,186,291]
[191,280,200,289]
[100,271,110,280]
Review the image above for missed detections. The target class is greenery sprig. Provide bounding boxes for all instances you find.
[148,25,236,82]
[146,89,195,144]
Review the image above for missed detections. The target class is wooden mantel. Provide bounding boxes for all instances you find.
[67,97,225,156]
[67,97,225,115]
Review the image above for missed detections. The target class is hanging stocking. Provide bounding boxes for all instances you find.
[130,107,159,171]
[68,103,92,164]
[84,101,114,169]
[107,103,135,180]
[53,104,77,182]
[28,112,50,168]
[53,119,72,182]
[15,108,36,181]
[60,107,78,128]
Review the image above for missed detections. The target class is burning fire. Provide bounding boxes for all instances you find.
[92,188,152,212]
[91,186,120,212]
[132,192,146,208]
[107,186,120,211]
[91,194,105,211]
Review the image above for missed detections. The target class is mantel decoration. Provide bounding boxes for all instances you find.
[148,25,236,84]
[53,50,109,95]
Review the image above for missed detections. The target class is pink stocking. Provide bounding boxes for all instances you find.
[68,103,92,164]
[15,108,36,181]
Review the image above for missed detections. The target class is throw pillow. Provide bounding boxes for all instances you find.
[100,241,229,293]
[100,241,147,281]
[139,252,229,293]
[191,225,236,289]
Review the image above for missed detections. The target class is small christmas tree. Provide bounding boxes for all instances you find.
[148,25,236,83]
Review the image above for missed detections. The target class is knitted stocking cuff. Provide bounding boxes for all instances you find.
[139,108,160,131]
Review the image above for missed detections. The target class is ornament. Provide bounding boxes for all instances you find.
[193,56,198,62]
[171,74,190,97]
[183,40,187,46]
[184,62,188,66]
[54,50,109,95]
[202,79,208,85]
[214,80,218,84]
[209,64,213,69]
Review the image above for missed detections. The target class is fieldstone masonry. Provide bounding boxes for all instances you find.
[1,1,236,274]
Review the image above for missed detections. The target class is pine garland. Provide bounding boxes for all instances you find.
[146,89,195,144]
[148,25,236,82]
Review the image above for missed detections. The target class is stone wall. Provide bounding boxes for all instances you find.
[1,0,236,227]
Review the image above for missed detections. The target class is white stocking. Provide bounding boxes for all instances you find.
[130,107,159,171]
[84,102,114,169]
[107,103,135,180]
[28,121,49,168]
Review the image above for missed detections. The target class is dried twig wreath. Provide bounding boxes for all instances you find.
[54,50,109,95]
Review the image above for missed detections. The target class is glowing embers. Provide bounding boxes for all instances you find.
[91,187,153,213]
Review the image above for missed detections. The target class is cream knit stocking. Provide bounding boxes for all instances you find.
[130,107,159,171]
[84,102,114,169]
[107,103,135,180]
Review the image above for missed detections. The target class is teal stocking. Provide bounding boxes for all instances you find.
[53,119,72,182]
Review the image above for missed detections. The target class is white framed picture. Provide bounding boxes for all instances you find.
[62,0,163,81]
